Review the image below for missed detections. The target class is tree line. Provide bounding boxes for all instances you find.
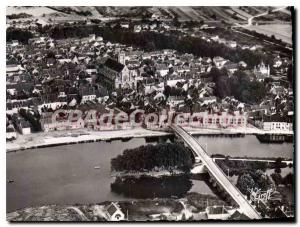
[45,24,270,68]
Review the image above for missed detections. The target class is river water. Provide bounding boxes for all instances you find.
[7,135,293,212]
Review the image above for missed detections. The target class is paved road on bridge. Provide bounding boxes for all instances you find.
[171,125,261,219]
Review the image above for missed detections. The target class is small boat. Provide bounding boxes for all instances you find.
[94,166,100,169]
[7,180,14,183]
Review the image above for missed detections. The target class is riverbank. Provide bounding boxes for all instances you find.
[111,169,186,178]
[6,126,293,152]
[6,128,170,152]
[6,193,231,221]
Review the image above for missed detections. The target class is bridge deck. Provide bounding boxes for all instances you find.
[171,125,261,219]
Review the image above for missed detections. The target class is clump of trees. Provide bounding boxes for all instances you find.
[207,67,230,99]
[6,28,34,44]
[111,143,194,172]
[7,13,32,19]
[206,68,267,103]
[236,169,272,195]
[229,70,266,104]
[271,172,294,186]
[216,158,269,177]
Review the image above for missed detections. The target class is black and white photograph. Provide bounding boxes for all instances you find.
[5,3,295,223]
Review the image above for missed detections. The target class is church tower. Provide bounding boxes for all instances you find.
[118,51,125,65]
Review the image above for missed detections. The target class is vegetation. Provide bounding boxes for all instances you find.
[216,157,288,177]
[236,170,272,195]
[236,173,256,195]
[271,172,294,187]
[206,68,266,103]
[45,25,272,68]
[111,143,194,172]
[271,172,282,186]
[229,70,266,104]
[186,192,227,212]
[6,28,34,44]
[236,27,292,53]
[207,67,231,99]
[7,13,32,19]
[111,175,192,199]
[18,108,42,132]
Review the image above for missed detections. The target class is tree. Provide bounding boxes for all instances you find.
[208,67,230,99]
[163,85,172,98]
[282,173,294,186]
[6,28,34,44]
[257,173,272,190]
[229,70,266,104]
[275,167,281,174]
[236,173,256,195]
[271,173,282,186]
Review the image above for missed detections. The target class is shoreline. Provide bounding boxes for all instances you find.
[6,127,294,153]
[111,169,187,178]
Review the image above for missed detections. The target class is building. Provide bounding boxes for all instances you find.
[224,62,238,74]
[206,206,231,220]
[40,111,85,132]
[80,86,97,103]
[188,111,247,128]
[262,121,293,131]
[254,62,270,77]
[99,58,136,90]
[103,202,125,221]
[213,57,228,69]
[227,41,237,48]
[18,118,31,135]
[258,113,293,131]
[202,96,217,105]
[273,55,283,68]
[6,64,25,77]
[6,125,17,140]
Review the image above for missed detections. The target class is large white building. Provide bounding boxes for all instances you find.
[254,62,270,77]
[262,121,293,131]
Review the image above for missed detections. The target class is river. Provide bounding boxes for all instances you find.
[7,135,293,212]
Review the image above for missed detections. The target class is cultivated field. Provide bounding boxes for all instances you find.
[245,24,292,44]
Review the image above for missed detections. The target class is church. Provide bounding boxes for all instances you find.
[99,51,138,90]
[253,61,270,77]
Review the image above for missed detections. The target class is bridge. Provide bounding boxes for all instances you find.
[170,125,261,219]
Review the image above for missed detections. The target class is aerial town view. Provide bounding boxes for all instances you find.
[6,6,294,222]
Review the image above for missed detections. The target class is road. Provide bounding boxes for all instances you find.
[171,124,261,219]
[233,6,289,28]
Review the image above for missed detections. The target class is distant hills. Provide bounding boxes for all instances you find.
[7,6,290,23]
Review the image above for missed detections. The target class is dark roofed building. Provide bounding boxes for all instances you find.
[99,57,135,90]
[104,58,124,73]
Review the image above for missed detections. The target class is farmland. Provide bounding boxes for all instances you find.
[245,24,292,45]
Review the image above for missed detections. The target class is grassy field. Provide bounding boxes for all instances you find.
[245,24,292,44]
